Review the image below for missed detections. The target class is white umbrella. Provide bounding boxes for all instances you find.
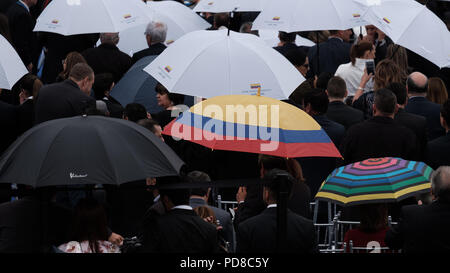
[193,0,268,12]
[102,1,211,56]
[357,0,450,68]
[34,0,151,35]
[143,29,305,100]
[258,29,316,48]
[0,35,28,90]
[252,0,369,32]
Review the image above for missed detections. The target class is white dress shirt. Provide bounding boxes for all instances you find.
[335,58,374,97]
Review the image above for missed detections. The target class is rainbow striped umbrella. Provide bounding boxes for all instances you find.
[162,94,341,158]
[315,157,433,206]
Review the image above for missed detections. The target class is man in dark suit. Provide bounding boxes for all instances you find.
[131,22,167,65]
[385,166,450,253]
[82,33,132,83]
[0,187,72,253]
[273,31,300,55]
[426,100,450,170]
[308,29,352,76]
[304,89,345,148]
[236,169,317,253]
[34,63,96,124]
[387,82,428,160]
[140,176,218,253]
[405,72,445,141]
[6,0,38,72]
[340,88,420,165]
[325,76,364,130]
[187,171,235,252]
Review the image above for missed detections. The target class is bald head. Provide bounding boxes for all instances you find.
[407,72,428,95]
[431,166,450,202]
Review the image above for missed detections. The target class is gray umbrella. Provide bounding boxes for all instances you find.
[110,55,195,114]
[0,115,184,187]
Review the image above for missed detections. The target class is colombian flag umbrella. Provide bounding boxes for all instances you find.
[162,94,341,158]
[315,157,433,206]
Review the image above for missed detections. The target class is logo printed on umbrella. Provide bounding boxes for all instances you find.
[352,14,361,18]
[383,17,391,24]
[272,17,280,21]
[165,66,172,73]
[70,172,88,179]
[250,83,261,89]
[123,14,132,19]
[51,19,59,24]
[208,1,214,5]
[166,40,175,45]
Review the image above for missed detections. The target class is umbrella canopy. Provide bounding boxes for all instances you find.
[0,116,184,187]
[162,94,342,158]
[251,0,368,32]
[110,56,195,114]
[356,0,450,68]
[144,29,305,100]
[257,29,316,48]
[193,0,268,12]
[33,0,151,35]
[0,34,28,90]
[315,157,433,206]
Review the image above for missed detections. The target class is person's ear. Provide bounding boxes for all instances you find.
[372,103,377,116]
[260,164,265,178]
[345,89,348,97]
[394,104,399,115]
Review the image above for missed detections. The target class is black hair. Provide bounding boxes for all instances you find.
[327,76,347,99]
[137,118,161,134]
[123,103,147,122]
[374,88,397,115]
[262,169,295,202]
[303,89,329,115]
[386,82,407,105]
[92,73,114,100]
[316,72,334,90]
[279,31,297,43]
[188,171,211,197]
[158,176,191,206]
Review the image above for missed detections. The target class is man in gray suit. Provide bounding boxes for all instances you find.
[188,171,235,252]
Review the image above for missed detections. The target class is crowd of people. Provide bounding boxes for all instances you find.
[0,0,450,254]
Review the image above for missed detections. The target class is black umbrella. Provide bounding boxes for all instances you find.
[0,115,185,187]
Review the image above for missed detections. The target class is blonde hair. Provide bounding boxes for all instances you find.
[386,44,408,78]
[427,77,448,105]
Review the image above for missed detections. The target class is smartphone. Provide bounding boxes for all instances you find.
[366,60,375,75]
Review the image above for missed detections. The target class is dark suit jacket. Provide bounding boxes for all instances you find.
[405,96,445,141]
[17,99,34,136]
[131,43,166,64]
[141,208,218,253]
[236,207,317,253]
[34,79,96,124]
[0,101,18,155]
[82,43,132,83]
[425,132,450,170]
[0,0,15,13]
[326,101,364,130]
[189,198,235,251]
[273,43,299,56]
[394,108,427,160]
[39,33,98,84]
[308,37,352,76]
[313,114,346,148]
[0,196,72,253]
[6,1,36,66]
[385,200,450,253]
[340,116,420,165]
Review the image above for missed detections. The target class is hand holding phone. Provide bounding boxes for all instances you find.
[366,60,375,75]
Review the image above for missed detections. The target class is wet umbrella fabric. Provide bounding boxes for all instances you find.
[0,116,185,187]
